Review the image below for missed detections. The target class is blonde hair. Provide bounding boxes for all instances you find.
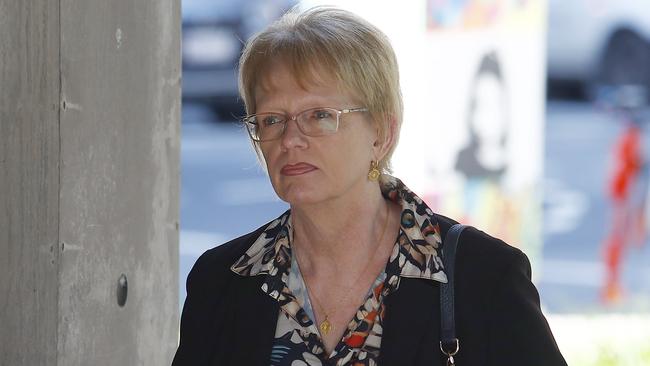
[238,6,403,172]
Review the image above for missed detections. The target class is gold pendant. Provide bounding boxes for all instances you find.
[319,318,332,335]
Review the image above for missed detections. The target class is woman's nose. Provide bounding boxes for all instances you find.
[280,118,308,150]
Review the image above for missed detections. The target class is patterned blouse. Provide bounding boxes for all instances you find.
[231,175,448,365]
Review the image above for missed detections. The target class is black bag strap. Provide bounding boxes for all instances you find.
[440,224,467,366]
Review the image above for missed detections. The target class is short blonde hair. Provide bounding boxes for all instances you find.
[238,6,403,172]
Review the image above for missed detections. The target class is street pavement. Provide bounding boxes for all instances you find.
[179,101,650,314]
[540,101,650,313]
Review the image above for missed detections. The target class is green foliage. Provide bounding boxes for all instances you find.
[570,343,650,366]
[593,346,619,366]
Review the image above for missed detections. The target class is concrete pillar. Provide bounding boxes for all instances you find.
[0,1,181,365]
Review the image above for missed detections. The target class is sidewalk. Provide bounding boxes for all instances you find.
[547,313,650,365]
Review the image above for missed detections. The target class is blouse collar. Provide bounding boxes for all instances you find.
[230,175,448,285]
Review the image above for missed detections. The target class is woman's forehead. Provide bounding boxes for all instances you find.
[256,60,335,92]
[254,61,359,107]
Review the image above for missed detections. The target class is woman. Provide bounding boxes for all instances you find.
[172,6,566,366]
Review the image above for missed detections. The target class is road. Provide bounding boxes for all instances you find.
[179,101,650,314]
[540,101,650,313]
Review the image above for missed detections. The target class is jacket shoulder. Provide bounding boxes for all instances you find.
[187,218,273,286]
[435,213,566,365]
[434,212,527,274]
[173,216,282,366]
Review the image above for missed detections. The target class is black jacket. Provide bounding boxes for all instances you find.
[172,213,567,366]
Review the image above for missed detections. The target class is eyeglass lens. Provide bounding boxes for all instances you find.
[249,108,339,141]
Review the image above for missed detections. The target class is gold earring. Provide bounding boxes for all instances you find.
[368,160,381,181]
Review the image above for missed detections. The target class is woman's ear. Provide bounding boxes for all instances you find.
[373,115,397,160]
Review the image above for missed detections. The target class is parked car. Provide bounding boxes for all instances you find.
[547,0,650,100]
[182,0,295,120]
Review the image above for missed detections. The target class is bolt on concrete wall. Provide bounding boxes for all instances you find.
[0,0,181,364]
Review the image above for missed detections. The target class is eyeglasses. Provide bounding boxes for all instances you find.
[242,107,368,142]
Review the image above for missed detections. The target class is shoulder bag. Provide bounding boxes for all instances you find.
[440,224,468,366]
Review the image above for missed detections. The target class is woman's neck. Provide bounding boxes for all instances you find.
[290,185,392,277]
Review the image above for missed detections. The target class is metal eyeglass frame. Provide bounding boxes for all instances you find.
[242,107,368,142]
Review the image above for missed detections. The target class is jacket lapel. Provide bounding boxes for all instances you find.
[221,265,442,365]
[379,277,442,366]
[224,275,280,366]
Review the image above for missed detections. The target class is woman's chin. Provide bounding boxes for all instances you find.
[271,176,323,204]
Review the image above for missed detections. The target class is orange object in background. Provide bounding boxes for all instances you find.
[609,125,642,201]
[602,123,646,303]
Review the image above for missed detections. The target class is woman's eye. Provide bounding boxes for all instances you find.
[313,110,333,119]
[261,115,283,126]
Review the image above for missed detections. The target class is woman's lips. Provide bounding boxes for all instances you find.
[280,163,317,176]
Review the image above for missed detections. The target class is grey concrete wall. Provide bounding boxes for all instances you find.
[1,0,180,364]
[0,1,62,364]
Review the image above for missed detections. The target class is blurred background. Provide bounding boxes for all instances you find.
[179,0,650,364]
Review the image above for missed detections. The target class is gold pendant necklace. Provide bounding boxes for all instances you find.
[297,202,391,337]
[319,316,333,335]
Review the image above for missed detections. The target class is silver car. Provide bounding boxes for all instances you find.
[182,0,295,120]
[547,0,650,100]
